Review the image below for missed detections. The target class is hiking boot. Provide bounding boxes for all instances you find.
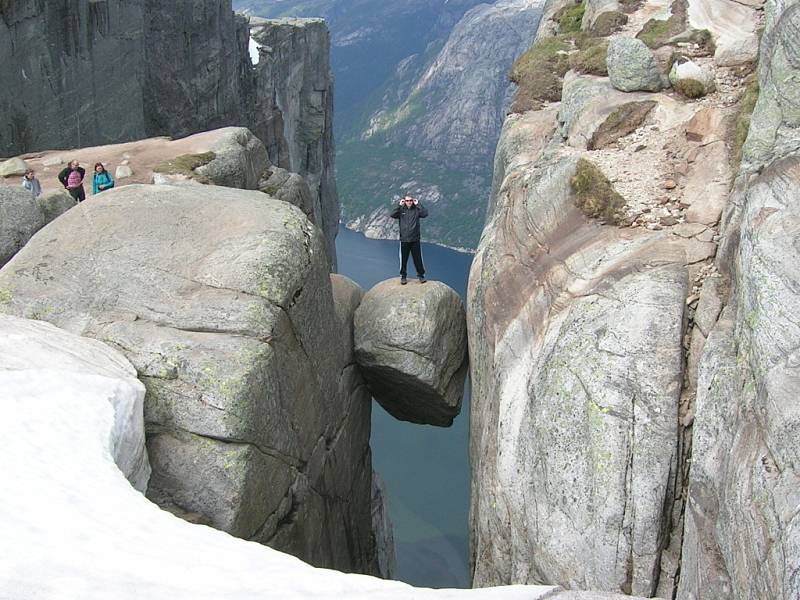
[419,276,427,284]
[400,276,408,285]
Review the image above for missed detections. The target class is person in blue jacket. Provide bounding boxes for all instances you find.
[92,162,114,194]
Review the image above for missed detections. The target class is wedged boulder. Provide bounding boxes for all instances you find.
[669,58,716,98]
[606,37,665,92]
[0,313,150,491]
[0,185,45,267]
[469,113,690,595]
[354,279,468,427]
[0,183,376,573]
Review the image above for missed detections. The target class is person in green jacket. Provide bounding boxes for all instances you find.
[92,162,114,195]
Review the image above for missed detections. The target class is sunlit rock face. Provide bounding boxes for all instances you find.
[678,1,800,596]
[0,183,373,573]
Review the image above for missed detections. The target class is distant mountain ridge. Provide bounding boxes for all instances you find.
[236,0,544,250]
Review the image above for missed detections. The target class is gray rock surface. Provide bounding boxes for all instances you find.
[0,157,29,177]
[607,37,665,92]
[0,185,45,267]
[581,0,623,31]
[0,184,376,574]
[469,112,690,595]
[677,1,800,597]
[688,0,762,66]
[354,279,468,427]
[250,18,340,268]
[259,166,315,221]
[195,127,270,191]
[371,472,397,580]
[741,0,800,169]
[558,73,658,149]
[36,190,76,224]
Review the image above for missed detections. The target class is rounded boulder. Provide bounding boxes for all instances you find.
[354,278,468,427]
[607,37,665,92]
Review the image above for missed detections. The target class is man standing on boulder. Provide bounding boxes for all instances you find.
[391,194,428,285]
[58,160,86,203]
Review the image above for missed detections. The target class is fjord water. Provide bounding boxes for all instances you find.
[336,226,474,588]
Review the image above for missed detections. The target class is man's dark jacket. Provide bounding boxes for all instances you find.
[58,165,86,188]
[390,202,428,242]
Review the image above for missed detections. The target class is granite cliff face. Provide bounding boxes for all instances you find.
[467,0,800,596]
[0,1,337,263]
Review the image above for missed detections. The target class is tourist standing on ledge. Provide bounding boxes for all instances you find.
[391,194,428,285]
[58,160,86,203]
[92,162,114,194]
[21,169,42,198]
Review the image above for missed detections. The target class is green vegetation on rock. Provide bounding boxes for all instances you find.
[673,77,706,98]
[556,1,586,34]
[636,0,687,49]
[509,37,571,112]
[570,158,626,223]
[734,77,760,167]
[589,100,657,149]
[569,39,609,75]
[153,152,216,184]
[590,11,628,37]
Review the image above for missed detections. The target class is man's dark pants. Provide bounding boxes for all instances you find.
[400,240,425,277]
[68,186,86,203]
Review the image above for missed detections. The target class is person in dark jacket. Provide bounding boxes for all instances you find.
[92,162,114,194]
[58,160,86,203]
[390,194,428,284]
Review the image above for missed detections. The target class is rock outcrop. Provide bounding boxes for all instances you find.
[0,3,338,266]
[469,113,690,594]
[677,1,800,596]
[354,279,468,427]
[0,184,373,573]
[0,309,572,599]
[467,0,778,595]
[0,185,74,268]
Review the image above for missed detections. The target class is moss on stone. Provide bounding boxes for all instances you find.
[674,77,707,98]
[556,1,586,34]
[589,100,657,149]
[570,158,626,223]
[569,39,609,75]
[734,77,760,167]
[0,288,11,305]
[636,0,687,49]
[590,10,628,37]
[153,152,216,184]
[510,37,571,112]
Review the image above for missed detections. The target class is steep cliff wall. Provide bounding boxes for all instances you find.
[0,2,338,264]
[251,17,339,267]
[467,0,797,595]
[678,0,800,596]
[0,0,147,153]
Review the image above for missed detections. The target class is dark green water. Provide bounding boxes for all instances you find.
[336,225,474,588]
